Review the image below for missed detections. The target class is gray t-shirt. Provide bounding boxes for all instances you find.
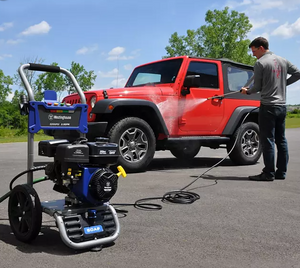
[248,51,300,105]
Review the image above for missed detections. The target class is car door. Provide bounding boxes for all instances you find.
[178,59,224,134]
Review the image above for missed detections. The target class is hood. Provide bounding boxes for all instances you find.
[87,86,164,98]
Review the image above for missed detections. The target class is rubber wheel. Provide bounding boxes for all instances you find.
[227,122,262,165]
[8,184,42,243]
[170,141,201,160]
[108,117,156,172]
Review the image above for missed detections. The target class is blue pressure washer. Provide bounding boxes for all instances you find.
[0,63,126,251]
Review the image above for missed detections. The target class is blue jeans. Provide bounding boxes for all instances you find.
[259,104,289,178]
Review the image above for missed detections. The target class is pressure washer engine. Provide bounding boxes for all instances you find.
[38,137,123,249]
[1,63,126,251]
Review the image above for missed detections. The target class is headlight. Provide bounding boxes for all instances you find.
[90,96,97,108]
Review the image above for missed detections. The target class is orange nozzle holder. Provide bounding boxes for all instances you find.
[117,166,127,178]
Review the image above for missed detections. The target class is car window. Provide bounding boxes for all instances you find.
[126,58,183,87]
[187,61,219,89]
[227,66,253,92]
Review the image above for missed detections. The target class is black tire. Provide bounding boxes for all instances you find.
[170,141,201,160]
[227,122,262,165]
[108,117,156,172]
[8,184,42,243]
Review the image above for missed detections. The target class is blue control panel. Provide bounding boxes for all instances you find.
[28,101,88,134]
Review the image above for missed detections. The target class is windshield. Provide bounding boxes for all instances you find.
[125,58,183,87]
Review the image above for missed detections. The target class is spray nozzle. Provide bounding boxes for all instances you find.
[207,95,224,100]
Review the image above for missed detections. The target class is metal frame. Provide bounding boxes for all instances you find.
[18,63,86,185]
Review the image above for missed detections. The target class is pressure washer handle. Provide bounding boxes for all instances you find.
[18,63,86,104]
[28,63,61,73]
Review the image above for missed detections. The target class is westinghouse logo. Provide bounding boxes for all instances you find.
[48,114,71,121]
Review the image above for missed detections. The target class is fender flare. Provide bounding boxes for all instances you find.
[222,106,259,135]
[92,98,169,135]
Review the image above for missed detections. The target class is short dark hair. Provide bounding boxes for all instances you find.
[249,37,269,49]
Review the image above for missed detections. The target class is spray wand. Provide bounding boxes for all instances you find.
[207,75,254,100]
[207,90,242,100]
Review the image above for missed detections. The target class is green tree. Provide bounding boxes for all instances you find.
[65,61,97,94]
[35,62,66,100]
[0,69,13,103]
[165,7,256,65]
[13,56,45,98]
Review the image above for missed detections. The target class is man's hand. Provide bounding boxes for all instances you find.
[240,87,249,95]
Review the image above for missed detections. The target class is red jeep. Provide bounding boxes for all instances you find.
[51,56,261,172]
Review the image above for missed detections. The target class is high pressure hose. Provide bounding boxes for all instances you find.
[114,106,259,211]
[0,166,48,203]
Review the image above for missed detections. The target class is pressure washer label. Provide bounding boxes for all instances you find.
[84,225,104,234]
[38,106,81,127]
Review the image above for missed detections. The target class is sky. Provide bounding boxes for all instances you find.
[0,0,300,104]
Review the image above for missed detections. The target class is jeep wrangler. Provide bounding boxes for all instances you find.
[48,56,261,172]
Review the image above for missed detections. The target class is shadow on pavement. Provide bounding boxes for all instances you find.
[0,223,115,255]
[148,157,234,172]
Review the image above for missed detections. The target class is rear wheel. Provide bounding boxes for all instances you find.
[108,117,156,172]
[8,184,42,243]
[227,122,261,165]
[170,141,201,160]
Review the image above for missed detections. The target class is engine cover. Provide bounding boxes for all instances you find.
[70,167,118,205]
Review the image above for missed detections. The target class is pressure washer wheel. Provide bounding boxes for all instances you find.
[8,184,42,243]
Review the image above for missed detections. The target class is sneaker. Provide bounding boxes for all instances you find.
[249,173,274,181]
[275,171,286,180]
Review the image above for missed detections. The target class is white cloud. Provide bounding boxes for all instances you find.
[6,39,23,45]
[7,91,14,102]
[98,68,123,78]
[106,46,136,61]
[251,0,283,11]
[226,0,251,9]
[124,64,133,71]
[110,78,127,87]
[76,44,98,55]
[250,19,279,31]
[228,0,300,12]
[0,22,13,32]
[0,54,12,60]
[21,21,51,36]
[109,47,125,56]
[271,17,300,38]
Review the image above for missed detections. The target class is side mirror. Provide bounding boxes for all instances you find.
[181,75,201,96]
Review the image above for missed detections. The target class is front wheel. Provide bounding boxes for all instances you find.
[108,117,156,172]
[227,122,262,165]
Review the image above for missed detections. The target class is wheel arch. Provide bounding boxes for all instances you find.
[222,106,259,136]
[92,99,169,137]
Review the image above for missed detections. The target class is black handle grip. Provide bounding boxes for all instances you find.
[240,89,251,95]
[28,63,60,73]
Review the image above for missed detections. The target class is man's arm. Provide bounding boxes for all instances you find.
[241,62,263,94]
[287,61,300,86]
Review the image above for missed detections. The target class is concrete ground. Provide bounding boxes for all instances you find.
[0,129,299,268]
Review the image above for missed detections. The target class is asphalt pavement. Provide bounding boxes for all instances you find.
[0,129,299,268]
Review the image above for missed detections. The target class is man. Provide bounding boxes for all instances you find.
[241,37,300,181]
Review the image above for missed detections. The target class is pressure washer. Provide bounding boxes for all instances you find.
[0,63,126,251]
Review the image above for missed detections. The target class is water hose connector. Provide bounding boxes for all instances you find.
[116,166,127,178]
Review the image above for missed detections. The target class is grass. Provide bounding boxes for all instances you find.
[0,118,299,143]
[0,131,53,143]
[285,117,300,128]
